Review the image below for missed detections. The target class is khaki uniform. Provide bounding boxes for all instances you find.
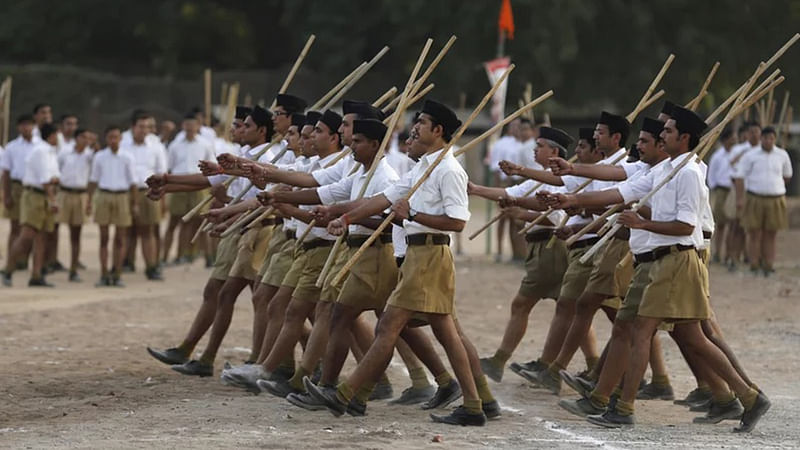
[559,243,595,300]
[132,189,161,226]
[585,235,630,300]
[57,189,87,225]
[228,225,273,281]
[262,230,298,287]
[167,190,207,217]
[94,190,132,227]
[742,192,788,231]
[639,248,710,320]
[615,260,653,321]
[291,240,334,302]
[3,180,23,220]
[210,233,242,281]
[20,188,55,232]
[709,187,731,226]
[518,232,568,299]
[257,222,288,280]
[388,236,455,314]
[331,235,398,311]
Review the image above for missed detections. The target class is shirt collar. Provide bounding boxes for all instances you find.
[420,147,448,165]
[318,150,342,167]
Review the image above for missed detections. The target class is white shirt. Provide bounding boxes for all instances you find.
[618,152,707,249]
[505,178,566,231]
[231,142,278,201]
[616,159,669,254]
[174,126,217,144]
[167,135,216,175]
[295,152,347,241]
[123,140,168,188]
[318,158,399,236]
[560,174,598,242]
[706,146,734,189]
[90,148,137,191]
[121,130,162,148]
[214,137,239,157]
[22,142,60,188]
[489,135,520,178]
[279,156,314,232]
[57,134,75,156]
[1,135,37,181]
[58,148,93,189]
[383,148,471,236]
[311,147,358,186]
[733,146,793,196]
[386,137,415,177]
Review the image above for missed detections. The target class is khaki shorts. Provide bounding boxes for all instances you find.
[292,241,334,302]
[723,188,741,221]
[210,233,241,281]
[606,253,635,309]
[20,188,55,232]
[742,193,787,231]
[639,248,710,320]
[258,225,288,279]
[168,190,207,217]
[263,236,298,287]
[518,238,568,300]
[228,226,273,281]
[388,242,455,314]
[279,246,307,289]
[710,187,731,226]
[57,190,87,225]
[616,260,653,321]
[559,245,594,300]
[585,237,630,298]
[336,242,398,311]
[3,180,23,220]
[94,191,132,227]
[133,189,161,226]
[320,244,350,303]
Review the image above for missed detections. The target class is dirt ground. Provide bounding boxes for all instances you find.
[1,210,800,449]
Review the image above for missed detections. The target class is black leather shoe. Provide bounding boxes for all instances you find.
[509,359,546,378]
[689,397,712,412]
[0,270,11,287]
[369,381,393,401]
[257,378,301,398]
[145,267,164,281]
[430,406,487,426]
[95,276,112,287]
[560,370,595,398]
[388,385,436,405]
[693,398,744,424]
[421,380,462,410]
[637,382,675,400]
[482,399,502,419]
[675,387,712,406]
[587,409,635,428]
[559,397,606,418]
[147,347,189,365]
[347,399,367,416]
[528,368,560,395]
[111,276,125,288]
[303,377,347,417]
[68,271,82,283]
[171,360,213,377]
[286,391,326,411]
[272,365,295,382]
[49,260,67,272]
[28,277,54,287]
[733,392,771,433]
[479,357,504,383]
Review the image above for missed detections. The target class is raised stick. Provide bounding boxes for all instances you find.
[382,83,434,119]
[315,39,436,288]
[221,83,240,144]
[781,106,793,147]
[1,77,10,146]
[310,62,367,110]
[204,69,212,126]
[545,215,570,248]
[331,68,540,286]
[271,35,316,109]
[323,46,390,110]
[410,35,456,97]
[686,62,720,111]
[373,86,398,108]
[628,54,676,122]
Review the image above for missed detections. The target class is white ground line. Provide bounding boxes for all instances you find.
[534,416,624,450]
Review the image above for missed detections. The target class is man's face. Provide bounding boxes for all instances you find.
[659,119,681,155]
[637,131,663,166]
[574,139,597,163]
[300,125,316,157]
[339,113,356,147]
[286,125,301,151]
[45,133,59,146]
[146,117,157,135]
[593,124,615,152]
[748,126,761,145]
[761,132,776,151]
[75,132,88,151]
[351,134,377,165]
[412,113,439,147]
[61,116,78,137]
[534,138,558,166]
[183,118,200,138]
[508,119,521,139]
[231,119,245,144]
[18,122,34,139]
[722,134,736,150]
[519,123,534,141]
[106,129,121,150]
[312,122,333,154]
[133,119,149,142]
[34,106,52,125]
[241,116,262,146]
[160,120,176,138]
[272,106,291,134]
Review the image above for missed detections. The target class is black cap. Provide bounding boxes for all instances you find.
[250,105,273,127]
[421,100,462,137]
[578,127,594,142]
[598,111,630,138]
[538,126,573,149]
[343,100,385,120]
[235,106,252,120]
[304,111,322,127]
[291,113,306,128]
[670,106,707,137]
[660,100,677,117]
[640,117,665,139]
[275,94,308,114]
[318,109,342,134]
[353,119,388,141]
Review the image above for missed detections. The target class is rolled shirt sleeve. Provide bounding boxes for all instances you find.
[439,168,471,222]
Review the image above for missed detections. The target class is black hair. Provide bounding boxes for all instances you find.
[737,124,748,135]
[719,127,734,141]
[17,114,34,124]
[32,103,50,114]
[746,120,761,130]
[40,123,58,141]
[673,121,700,149]
[427,116,453,142]
[74,128,89,138]
[761,126,776,136]
[104,125,122,135]
[519,117,532,126]
[133,112,152,125]
[60,113,78,123]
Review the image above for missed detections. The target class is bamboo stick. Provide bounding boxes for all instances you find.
[780,106,793,147]
[409,35,457,97]
[1,77,10,146]
[777,91,790,132]
[545,214,570,248]
[270,35,316,109]
[332,71,545,287]
[221,83,240,144]
[382,83,434,118]
[204,69,212,126]
[221,82,229,106]
[316,39,436,288]
[686,62,720,111]
[310,62,367,110]
[372,86,398,108]
[627,54,676,123]
[323,46,390,110]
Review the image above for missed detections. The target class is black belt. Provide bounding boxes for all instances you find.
[261,217,283,226]
[406,233,450,246]
[60,186,87,193]
[613,227,630,240]
[346,234,392,248]
[714,186,731,192]
[746,190,784,198]
[569,236,600,250]
[11,179,22,184]
[702,230,712,239]
[23,186,45,194]
[99,188,129,194]
[525,229,553,243]
[284,229,296,240]
[301,238,335,250]
[634,244,695,264]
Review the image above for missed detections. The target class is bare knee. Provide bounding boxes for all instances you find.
[555,297,575,316]
[510,294,537,315]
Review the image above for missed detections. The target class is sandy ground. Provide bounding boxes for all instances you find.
[1,207,800,449]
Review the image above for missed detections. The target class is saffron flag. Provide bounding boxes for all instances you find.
[498,0,515,40]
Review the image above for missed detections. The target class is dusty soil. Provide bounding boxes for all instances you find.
[1,213,799,449]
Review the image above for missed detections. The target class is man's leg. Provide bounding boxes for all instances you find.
[137,224,159,276]
[539,296,577,364]
[125,225,137,269]
[454,318,500,417]
[283,301,334,391]
[69,225,81,274]
[427,314,483,417]
[636,333,674,400]
[98,225,110,277]
[260,296,317,372]
[31,229,48,281]
[4,225,36,275]
[319,303,365,386]
[761,229,777,272]
[250,283,279,362]
[701,318,755,388]
[482,293,540,379]
[112,226,129,282]
[712,222,727,262]
[258,285,296,362]
[745,229,762,272]
[162,215,179,262]
[192,277,251,366]
[6,219,21,263]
